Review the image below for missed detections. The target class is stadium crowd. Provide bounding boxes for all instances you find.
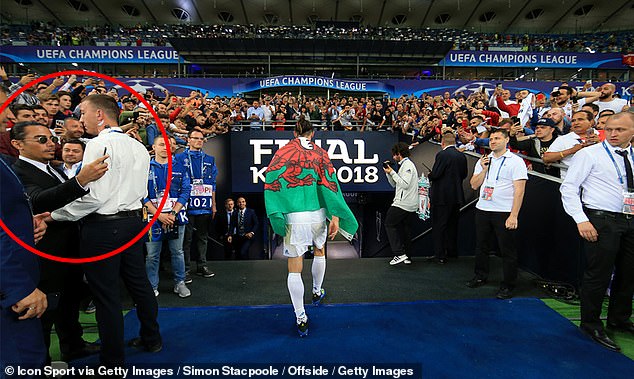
[1,68,632,178]
[2,22,632,53]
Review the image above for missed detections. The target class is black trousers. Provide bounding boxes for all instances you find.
[221,235,236,260]
[184,213,211,270]
[431,203,460,259]
[38,260,85,363]
[81,216,160,367]
[385,206,414,257]
[580,212,634,331]
[234,235,254,260]
[474,209,518,288]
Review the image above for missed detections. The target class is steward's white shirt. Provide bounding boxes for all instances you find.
[546,131,597,179]
[560,142,634,223]
[474,150,528,213]
[52,127,150,221]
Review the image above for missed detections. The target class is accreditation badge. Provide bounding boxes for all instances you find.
[151,191,177,212]
[482,186,495,201]
[623,192,634,215]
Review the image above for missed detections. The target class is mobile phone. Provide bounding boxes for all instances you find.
[103,147,107,156]
[382,161,391,169]
[496,83,502,89]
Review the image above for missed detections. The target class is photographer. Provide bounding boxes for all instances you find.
[384,142,419,266]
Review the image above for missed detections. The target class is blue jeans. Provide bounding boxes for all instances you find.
[145,225,186,289]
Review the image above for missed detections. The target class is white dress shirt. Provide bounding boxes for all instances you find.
[62,162,81,179]
[52,127,150,221]
[474,150,528,213]
[560,142,634,224]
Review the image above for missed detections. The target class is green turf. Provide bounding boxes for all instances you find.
[542,298,634,359]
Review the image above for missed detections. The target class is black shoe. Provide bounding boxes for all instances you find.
[580,326,621,352]
[128,337,163,353]
[607,321,634,335]
[495,287,513,300]
[197,266,215,278]
[424,256,447,264]
[60,342,101,362]
[466,277,487,288]
[184,271,193,284]
[297,318,309,337]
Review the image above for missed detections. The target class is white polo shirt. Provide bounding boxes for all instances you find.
[474,150,528,212]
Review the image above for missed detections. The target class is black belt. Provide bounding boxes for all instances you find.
[84,209,142,222]
[584,208,634,220]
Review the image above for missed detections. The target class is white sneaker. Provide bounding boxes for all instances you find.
[404,259,412,265]
[389,254,409,265]
[174,281,191,298]
[153,289,159,297]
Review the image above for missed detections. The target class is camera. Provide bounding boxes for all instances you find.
[382,161,392,169]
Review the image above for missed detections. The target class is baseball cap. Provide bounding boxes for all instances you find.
[535,118,556,128]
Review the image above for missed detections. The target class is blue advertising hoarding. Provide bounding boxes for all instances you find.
[233,75,395,94]
[230,131,398,193]
[0,46,180,64]
[100,77,632,100]
[441,51,625,69]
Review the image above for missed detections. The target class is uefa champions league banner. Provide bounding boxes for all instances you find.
[0,46,180,64]
[442,51,625,69]
[109,78,632,100]
[229,131,398,193]
[232,75,395,94]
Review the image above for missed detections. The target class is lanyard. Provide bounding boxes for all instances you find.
[186,149,205,180]
[602,142,634,188]
[485,155,507,183]
[150,161,167,200]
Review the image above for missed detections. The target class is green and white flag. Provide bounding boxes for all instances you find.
[264,138,358,239]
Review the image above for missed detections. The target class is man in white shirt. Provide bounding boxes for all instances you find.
[467,128,528,300]
[577,83,628,114]
[559,112,634,352]
[384,142,419,266]
[543,110,600,179]
[48,94,162,369]
[60,139,84,179]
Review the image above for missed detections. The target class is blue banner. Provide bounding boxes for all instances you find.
[0,46,180,64]
[233,75,395,94]
[100,78,632,100]
[230,131,398,193]
[441,51,625,68]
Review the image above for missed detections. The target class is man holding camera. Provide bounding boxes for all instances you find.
[384,142,419,266]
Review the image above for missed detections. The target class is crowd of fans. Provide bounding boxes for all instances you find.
[1,68,632,180]
[2,22,632,53]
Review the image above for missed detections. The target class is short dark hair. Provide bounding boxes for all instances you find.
[82,94,120,122]
[188,129,204,138]
[598,109,615,118]
[10,121,41,141]
[581,103,599,114]
[56,90,72,99]
[573,110,594,121]
[62,139,85,151]
[391,142,410,158]
[10,104,33,117]
[295,116,313,137]
[490,128,509,138]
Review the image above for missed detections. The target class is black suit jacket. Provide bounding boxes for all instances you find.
[428,146,468,206]
[236,208,259,236]
[12,159,88,262]
[216,210,237,237]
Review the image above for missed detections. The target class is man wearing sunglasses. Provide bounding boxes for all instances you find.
[10,121,109,364]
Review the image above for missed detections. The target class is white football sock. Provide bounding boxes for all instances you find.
[311,255,326,294]
[287,273,306,322]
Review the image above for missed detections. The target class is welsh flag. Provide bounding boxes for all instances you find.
[264,138,359,239]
